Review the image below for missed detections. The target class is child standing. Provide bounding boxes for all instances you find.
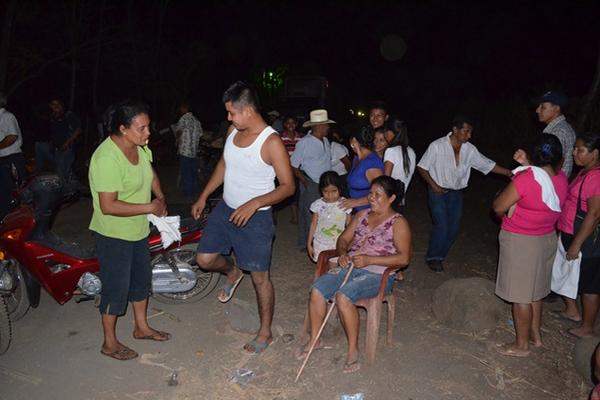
[307,171,352,262]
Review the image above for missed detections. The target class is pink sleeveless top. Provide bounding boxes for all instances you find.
[348,211,400,274]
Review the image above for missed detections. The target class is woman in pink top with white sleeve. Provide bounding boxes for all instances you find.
[556,131,600,338]
[492,134,568,357]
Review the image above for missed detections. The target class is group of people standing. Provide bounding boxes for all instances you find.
[489,90,600,359]
[86,81,599,378]
[0,94,80,219]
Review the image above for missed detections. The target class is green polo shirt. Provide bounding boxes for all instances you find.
[88,137,153,241]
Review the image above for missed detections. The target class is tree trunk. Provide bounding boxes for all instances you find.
[577,44,600,131]
[0,0,18,92]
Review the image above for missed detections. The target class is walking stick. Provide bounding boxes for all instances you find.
[294,263,355,382]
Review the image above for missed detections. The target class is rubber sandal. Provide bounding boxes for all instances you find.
[243,338,272,354]
[343,359,361,373]
[565,328,595,339]
[294,341,324,361]
[133,330,171,341]
[217,272,244,303]
[494,344,530,358]
[549,310,581,323]
[101,347,138,361]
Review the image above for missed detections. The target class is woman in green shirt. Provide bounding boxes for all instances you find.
[89,100,169,361]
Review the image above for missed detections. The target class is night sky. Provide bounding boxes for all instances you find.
[4,0,600,151]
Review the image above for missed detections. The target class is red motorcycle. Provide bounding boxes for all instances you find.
[0,174,219,353]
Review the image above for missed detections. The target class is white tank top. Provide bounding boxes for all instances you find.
[223,126,276,210]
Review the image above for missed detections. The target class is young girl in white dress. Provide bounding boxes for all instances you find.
[307,171,352,262]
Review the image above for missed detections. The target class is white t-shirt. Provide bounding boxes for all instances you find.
[330,142,349,175]
[310,198,351,247]
[417,132,495,190]
[383,145,416,194]
[0,108,22,157]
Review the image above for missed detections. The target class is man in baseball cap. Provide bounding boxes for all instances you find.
[535,90,576,177]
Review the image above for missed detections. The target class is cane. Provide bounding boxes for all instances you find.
[294,262,355,382]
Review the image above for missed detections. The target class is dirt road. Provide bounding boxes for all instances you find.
[0,163,590,400]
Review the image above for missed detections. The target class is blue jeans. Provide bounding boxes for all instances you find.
[35,141,54,173]
[179,155,199,198]
[426,188,464,262]
[55,147,75,181]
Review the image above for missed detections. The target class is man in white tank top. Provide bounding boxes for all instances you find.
[192,81,295,354]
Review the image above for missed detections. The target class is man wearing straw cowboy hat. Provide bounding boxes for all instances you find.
[291,109,335,251]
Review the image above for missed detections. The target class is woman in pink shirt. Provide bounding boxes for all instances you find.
[556,131,600,338]
[492,134,568,357]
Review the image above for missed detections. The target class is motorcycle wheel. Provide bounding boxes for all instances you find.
[6,262,30,321]
[152,243,221,304]
[0,297,12,355]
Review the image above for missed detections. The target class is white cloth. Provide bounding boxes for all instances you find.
[223,126,276,210]
[551,235,581,299]
[0,108,23,157]
[417,132,496,190]
[384,145,416,193]
[512,166,561,212]
[147,214,181,249]
[330,141,349,175]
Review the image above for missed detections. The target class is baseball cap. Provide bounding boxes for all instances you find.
[536,91,568,107]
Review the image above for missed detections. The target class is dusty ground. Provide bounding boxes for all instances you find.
[0,161,593,400]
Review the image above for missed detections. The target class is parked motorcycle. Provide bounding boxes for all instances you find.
[0,174,220,348]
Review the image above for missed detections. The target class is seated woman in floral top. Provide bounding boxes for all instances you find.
[298,176,411,373]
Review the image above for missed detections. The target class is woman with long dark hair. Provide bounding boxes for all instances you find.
[556,131,600,338]
[383,118,416,207]
[340,127,384,211]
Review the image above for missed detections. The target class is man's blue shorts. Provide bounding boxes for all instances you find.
[311,267,394,304]
[197,200,274,272]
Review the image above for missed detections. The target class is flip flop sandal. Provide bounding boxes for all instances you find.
[294,341,324,361]
[217,273,244,303]
[101,347,138,361]
[243,338,273,354]
[343,359,361,373]
[494,344,530,358]
[549,310,581,323]
[133,330,171,341]
[564,328,595,339]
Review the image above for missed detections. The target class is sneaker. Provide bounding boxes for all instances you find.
[427,260,444,272]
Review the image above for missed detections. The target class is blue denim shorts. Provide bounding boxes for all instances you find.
[311,267,394,304]
[197,200,274,272]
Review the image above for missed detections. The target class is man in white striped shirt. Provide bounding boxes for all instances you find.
[417,116,511,272]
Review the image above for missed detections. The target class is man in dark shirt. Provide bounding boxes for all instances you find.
[49,99,81,181]
[33,109,53,173]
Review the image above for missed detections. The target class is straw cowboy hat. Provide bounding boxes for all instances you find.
[302,109,336,127]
